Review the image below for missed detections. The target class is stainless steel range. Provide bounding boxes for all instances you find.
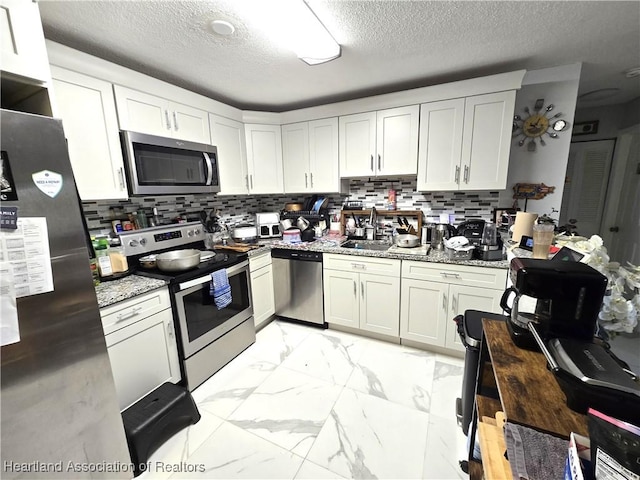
[120,222,255,390]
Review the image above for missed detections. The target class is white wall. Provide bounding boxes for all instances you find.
[499,65,581,221]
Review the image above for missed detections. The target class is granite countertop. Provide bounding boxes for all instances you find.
[95,275,168,309]
[251,236,509,269]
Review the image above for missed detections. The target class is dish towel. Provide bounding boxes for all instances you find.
[210,270,232,310]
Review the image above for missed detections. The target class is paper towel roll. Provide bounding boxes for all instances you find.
[512,212,538,243]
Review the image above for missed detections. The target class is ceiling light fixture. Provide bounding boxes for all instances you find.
[249,0,341,65]
[210,20,235,36]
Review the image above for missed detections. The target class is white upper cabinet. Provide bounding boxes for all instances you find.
[209,114,249,195]
[50,66,128,200]
[282,117,340,193]
[417,91,515,191]
[339,106,419,177]
[0,0,50,83]
[113,85,210,144]
[244,123,284,194]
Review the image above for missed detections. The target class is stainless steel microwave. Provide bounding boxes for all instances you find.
[121,131,220,196]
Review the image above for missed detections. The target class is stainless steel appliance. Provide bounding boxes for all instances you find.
[121,130,220,196]
[272,249,325,326]
[256,212,281,239]
[122,223,255,390]
[431,223,456,250]
[500,258,608,349]
[1,110,131,473]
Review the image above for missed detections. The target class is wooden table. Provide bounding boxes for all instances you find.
[468,319,588,479]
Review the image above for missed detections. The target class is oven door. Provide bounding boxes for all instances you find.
[174,261,252,358]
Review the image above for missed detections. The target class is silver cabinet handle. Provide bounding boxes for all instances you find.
[452,295,458,314]
[310,172,313,187]
[305,173,308,188]
[117,167,125,190]
[361,281,364,298]
[351,263,366,270]
[164,110,171,130]
[455,165,460,183]
[173,111,179,131]
[116,306,141,322]
[370,154,374,172]
[245,175,249,190]
[249,174,254,189]
[353,280,356,296]
[440,272,461,279]
[464,165,469,183]
[167,321,174,339]
[378,154,381,171]
[442,294,447,311]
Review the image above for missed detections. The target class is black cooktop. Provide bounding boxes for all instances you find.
[135,251,248,284]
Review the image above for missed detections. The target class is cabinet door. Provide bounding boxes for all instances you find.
[400,278,448,347]
[250,264,275,330]
[0,0,50,83]
[51,67,128,200]
[460,91,515,190]
[282,122,310,193]
[210,114,248,195]
[169,101,210,144]
[445,285,503,352]
[308,117,339,192]
[245,124,284,194]
[339,112,377,177]
[323,269,359,328]
[376,105,419,176]
[416,99,465,191]
[113,85,169,136]
[105,309,181,410]
[360,273,400,336]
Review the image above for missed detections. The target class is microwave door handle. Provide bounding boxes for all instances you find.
[203,152,214,185]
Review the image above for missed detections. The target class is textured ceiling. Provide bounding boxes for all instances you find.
[39,0,640,112]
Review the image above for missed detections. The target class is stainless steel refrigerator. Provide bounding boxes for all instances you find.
[1,110,131,478]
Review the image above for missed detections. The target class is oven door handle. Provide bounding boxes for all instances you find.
[177,260,249,291]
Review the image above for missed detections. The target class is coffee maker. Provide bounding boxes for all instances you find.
[500,258,608,349]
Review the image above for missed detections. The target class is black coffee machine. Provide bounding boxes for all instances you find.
[500,258,608,350]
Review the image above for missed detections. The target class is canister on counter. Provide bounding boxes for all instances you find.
[111,220,123,234]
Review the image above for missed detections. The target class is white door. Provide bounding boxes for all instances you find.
[360,273,400,336]
[560,140,615,238]
[245,124,284,194]
[251,264,275,329]
[51,67,128,200]
[446,285,502,352]
[339,112,377,177]
[105,310,180,411]
[0,0,50,83]
[376,105,420,176]
[602,126,640,264]
[417,99,465,191]
[282,122,310,193]
[169,101,210,144]
[113,85,169,136]
[323,269,360,328]
[400,278,448,347]
[209,114,248,195]
[309,117,339,192]
[461,91,515,190]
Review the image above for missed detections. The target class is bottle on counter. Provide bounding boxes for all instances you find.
[94,235,113,277]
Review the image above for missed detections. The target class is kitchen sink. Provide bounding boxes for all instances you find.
[340,240,390,252]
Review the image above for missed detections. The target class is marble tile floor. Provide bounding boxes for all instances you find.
[139,320,468,480]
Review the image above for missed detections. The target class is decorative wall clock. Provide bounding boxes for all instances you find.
[512,98,569,152]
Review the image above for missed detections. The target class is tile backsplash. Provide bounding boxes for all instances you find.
[82,178,501,234]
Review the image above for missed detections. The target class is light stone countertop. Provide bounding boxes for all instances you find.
[95,275,168,309]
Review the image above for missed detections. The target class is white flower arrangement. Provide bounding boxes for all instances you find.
[555,234,639,334]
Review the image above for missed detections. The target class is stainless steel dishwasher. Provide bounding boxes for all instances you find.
[271,249,325,326]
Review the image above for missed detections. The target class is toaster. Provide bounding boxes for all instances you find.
[256,212,281,238]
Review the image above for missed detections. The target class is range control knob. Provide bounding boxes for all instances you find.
[194,228,201,236]
[139,238,147,246]
[128,239,139,247]
[187,230,194,237]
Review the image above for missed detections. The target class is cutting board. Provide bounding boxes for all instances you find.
[214,244,262,253]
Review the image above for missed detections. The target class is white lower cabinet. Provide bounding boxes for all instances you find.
[400,261,506,353]
[101,287,180,411]
[323,253,401,336]
[249,252,275,329]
